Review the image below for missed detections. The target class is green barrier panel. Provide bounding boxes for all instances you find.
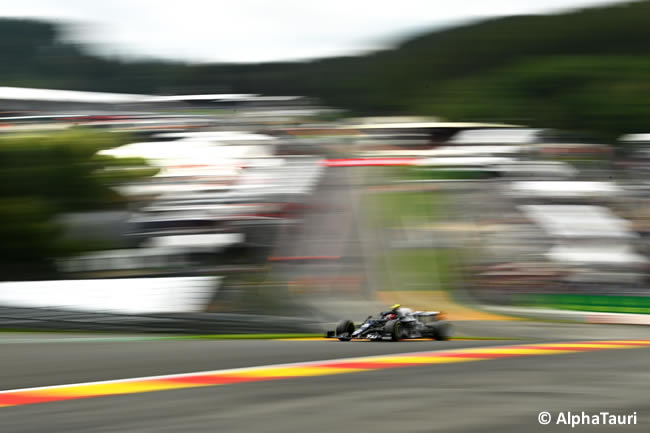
[516,294,650,314]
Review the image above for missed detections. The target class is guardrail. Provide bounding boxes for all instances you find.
[0,306,322,334]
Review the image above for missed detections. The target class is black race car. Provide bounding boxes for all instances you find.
[327,305,452,342]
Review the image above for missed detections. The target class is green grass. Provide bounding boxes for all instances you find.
[385,248,460,291]
[390,165,490,181]
[408,168,490,180]
[365,190,449,229]
[363,169,463,292]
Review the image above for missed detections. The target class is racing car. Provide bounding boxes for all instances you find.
[327,304,452,342]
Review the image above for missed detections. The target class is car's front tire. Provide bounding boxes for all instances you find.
[336,319,355,341]
[385,320,401,341]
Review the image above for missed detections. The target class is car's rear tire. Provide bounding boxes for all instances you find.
[385,320,401,341]
[429,321,452,341]
[336,319,355,341]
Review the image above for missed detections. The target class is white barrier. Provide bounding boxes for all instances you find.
[0,277,219,315]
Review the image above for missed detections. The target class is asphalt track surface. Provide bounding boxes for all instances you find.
[1,322,650,433]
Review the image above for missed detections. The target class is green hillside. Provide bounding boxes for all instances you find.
[1,1,650,136]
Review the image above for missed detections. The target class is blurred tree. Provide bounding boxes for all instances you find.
[0,129,159,277]
[419,56,650,138]
[0,197,59,278]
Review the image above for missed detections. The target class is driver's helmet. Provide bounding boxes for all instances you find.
[385,304,401,320]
